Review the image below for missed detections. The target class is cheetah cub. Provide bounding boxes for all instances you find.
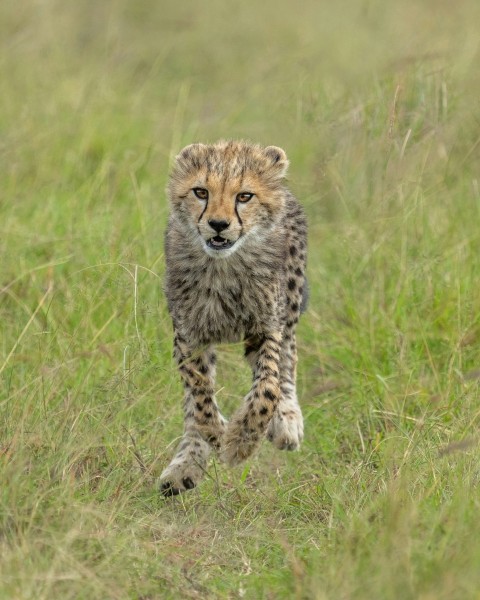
[160,140,308,496]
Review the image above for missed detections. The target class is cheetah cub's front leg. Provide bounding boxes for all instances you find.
[220,333,282,466]
[159,431,212,496]
[159,337,226,496]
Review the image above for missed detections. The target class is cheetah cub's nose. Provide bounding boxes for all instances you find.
[208,219,230,233]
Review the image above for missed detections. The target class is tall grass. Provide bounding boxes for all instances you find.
[1,0,480,598]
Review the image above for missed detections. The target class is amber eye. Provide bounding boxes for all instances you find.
[193,188,209,200]
[236,192,254,203]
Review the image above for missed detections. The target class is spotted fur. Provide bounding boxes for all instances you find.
[159,140,308,496]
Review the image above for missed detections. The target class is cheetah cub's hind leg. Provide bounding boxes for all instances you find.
[268,253,307,451]
[159,339,226,496]
[267,331,304,451]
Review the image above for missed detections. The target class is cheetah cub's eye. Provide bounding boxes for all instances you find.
[236,192,254,203]
[193,188,209,200]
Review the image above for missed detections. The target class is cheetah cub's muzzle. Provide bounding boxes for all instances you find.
[203,218,239,253]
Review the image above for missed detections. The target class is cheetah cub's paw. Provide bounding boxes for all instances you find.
[159,437,210,496]
[220,407,263,466]
[159,460,206,496]
[267,403,304,451]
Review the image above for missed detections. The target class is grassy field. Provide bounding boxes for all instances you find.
[1,0,480,598]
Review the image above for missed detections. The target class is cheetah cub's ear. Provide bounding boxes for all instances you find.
[172,143,206,175]
[175,143,205,163]
[177,143,206,161]
[263,145,289,180]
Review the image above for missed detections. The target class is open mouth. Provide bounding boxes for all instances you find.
[206,235,235,251]
[207,235,235,250]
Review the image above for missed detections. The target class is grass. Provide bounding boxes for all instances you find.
[1,0,480,597]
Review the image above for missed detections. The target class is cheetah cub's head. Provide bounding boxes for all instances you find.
[168,140,289,258]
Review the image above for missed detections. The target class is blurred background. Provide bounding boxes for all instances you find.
[2,0,479,402]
